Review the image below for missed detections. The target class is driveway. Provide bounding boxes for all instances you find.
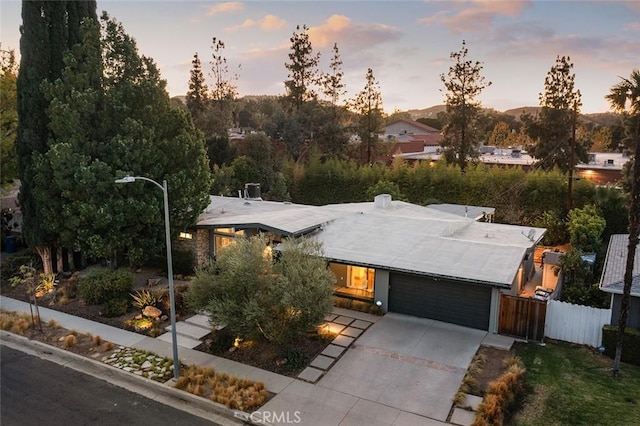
[318,313,487,422]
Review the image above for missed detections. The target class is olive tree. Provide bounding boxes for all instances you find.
[187,235,334,344]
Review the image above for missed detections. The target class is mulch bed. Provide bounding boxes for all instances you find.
[475,345,515,394]
[196,327,333,377]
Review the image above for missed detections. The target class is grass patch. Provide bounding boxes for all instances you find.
[512,341,640,425]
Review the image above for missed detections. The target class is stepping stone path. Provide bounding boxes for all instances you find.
[297,314,373,384]
[158,314,217,349]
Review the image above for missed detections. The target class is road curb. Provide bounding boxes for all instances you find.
[0,331,260,426]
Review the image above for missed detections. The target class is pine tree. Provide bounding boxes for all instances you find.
[528,56,587,172]
[439,40,492,172]
[322,43,346,107]
[284,25,319,110]
[351,68,384,164]
[186,52,209,118]
[1,47,18,183]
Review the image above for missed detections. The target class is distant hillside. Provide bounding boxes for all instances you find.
[406,105,446,119]
[503,106,541,118]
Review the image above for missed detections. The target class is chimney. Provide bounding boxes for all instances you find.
[374,194,392,208]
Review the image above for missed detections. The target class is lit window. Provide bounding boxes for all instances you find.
[179,232,193,240]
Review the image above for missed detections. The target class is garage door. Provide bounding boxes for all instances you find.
[388,272,492,330]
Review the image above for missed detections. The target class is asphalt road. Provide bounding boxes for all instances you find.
[0,345,219,426]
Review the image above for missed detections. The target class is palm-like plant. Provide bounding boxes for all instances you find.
[606,69,640,376]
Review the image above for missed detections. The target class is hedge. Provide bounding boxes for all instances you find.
[601,325,640,366]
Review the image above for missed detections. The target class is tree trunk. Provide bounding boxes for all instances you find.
[56,246,63,274]
[35,245,53,275]
[613,120,640,376]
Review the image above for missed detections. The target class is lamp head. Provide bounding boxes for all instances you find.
[115,176,136,184]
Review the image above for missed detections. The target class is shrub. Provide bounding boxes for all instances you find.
[601,325,640,366]
[280,348,309,371]
[131,289,158,309]
[473,357,526,426]
[102,298,129,318]
[63,335,77,348]
[78,269,133,305]
[0,249,41,282]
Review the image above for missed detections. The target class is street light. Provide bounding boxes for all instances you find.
[115,175,180,378]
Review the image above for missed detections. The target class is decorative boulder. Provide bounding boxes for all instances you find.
[142,305,162,319]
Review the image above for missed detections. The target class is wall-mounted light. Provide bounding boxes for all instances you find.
[376,300,383,307]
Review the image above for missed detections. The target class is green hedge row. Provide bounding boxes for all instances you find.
[602,325,640,366]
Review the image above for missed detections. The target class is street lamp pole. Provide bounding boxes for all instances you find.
[115,175,180,378]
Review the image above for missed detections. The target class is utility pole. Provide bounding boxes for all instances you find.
[567,99,578,212]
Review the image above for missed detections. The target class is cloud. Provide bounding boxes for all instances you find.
[226,14,286,32]
[260,14,286,30]
[206,2,244,17]
[418,0,532,33]
[307,14,402,49]
[226,18,256,32]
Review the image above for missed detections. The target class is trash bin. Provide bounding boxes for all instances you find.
[4,236,16,253]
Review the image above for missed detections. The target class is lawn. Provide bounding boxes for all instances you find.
[512,341,640,426]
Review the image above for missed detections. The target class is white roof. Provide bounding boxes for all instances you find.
[197,196,339,236]
[315,211,543,287]
[428,203,495,220]
[600,234,640,297]
[197,195,545,287]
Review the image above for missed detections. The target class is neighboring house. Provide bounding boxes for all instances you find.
[393,149,628,185]
[177,192,547,334]
[600,234,640,329]
[384,119,442,145]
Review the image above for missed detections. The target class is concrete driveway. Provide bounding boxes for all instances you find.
[318,313,487,422]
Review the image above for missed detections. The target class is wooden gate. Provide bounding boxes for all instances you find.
[498,294,547,341]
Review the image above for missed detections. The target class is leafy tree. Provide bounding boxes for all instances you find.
[590,126,613,152]
[606,69,640,376]
[16,0,98,274]
[351,68,385,164]
[567,205,606,252]
[439,40,492,172]
[534,210,568,246]
[366,180,405,201]
[284,25,319,110]
[32,14,211,267]
[528,56,588,172]
[559,249,608,308]
[187,235,334,344]
[488,121,512,148]
[1,47,18,184]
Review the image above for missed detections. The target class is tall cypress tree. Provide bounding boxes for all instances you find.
[16,1,97,273]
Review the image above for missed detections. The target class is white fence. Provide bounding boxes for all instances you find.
[545,300,611,347]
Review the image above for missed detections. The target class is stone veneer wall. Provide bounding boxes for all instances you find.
[172,229,210,270]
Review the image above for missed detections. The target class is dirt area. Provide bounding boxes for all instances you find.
[196,326,334,377]
[474,345,515,395]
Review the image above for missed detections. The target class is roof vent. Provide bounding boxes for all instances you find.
[374,194,392,208]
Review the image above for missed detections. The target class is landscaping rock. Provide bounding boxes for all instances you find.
[142,306,162,319]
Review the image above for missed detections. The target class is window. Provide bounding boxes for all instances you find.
[178,232,193,240]
[213,228,245,254]
[347,266,375,293]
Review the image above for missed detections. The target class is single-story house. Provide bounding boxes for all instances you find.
[176,193,546,333]
[600,234,640,329]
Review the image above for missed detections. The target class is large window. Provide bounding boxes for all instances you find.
[329,262,375,297]
[213,228,245,254]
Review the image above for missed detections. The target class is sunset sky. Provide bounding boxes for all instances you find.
[1,1,639,114]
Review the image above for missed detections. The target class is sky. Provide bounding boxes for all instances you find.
[1,0,639,114]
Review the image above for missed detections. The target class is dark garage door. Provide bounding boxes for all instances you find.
[388,272,492,330]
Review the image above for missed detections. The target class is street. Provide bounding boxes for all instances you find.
[0,345,219,426]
